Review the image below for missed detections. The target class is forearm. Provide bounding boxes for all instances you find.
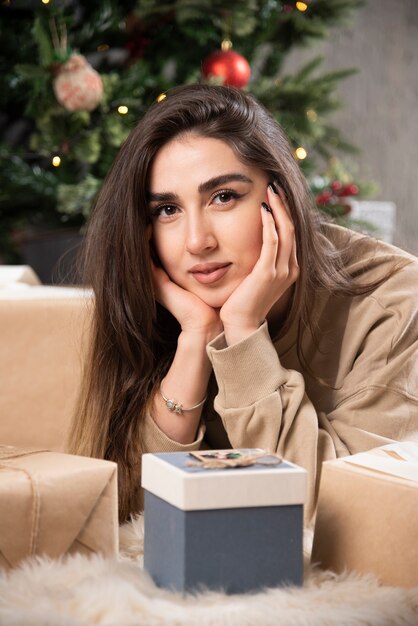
[207,323,332,523]
[150,329,216,444]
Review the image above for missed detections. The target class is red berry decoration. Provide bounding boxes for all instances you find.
[330,180,343,193]
[202,49,251,88]
[339,183,359,197]
[316,191,333,205]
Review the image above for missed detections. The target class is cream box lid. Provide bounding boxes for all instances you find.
[142,449,307,511]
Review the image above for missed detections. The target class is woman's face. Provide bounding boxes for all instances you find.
[148,134,269,309]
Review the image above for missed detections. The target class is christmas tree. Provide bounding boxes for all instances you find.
[0,0,368,267]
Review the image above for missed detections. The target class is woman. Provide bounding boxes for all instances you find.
[68,84,418,524]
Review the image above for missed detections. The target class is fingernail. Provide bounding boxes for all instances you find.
[268,181,279,195]
[262,202,272,213]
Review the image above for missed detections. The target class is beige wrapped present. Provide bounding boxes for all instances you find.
[0,265,41,287]
[312,442,418,588]
[0,286,92,451]
[0,446,118,570]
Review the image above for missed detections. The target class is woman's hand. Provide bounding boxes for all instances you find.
[219,184,299,345]
[152,263,223,341]
[151,263,220,444]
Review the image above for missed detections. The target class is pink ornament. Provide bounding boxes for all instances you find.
[53,54,103,112]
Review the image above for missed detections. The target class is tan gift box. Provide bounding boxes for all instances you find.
[0,286,92,451]
[0,446,118,570]
[311,442,418,588]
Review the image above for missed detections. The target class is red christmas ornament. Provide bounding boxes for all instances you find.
[202,49,251,88]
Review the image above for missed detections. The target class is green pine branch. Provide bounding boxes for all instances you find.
[0,0,371,262]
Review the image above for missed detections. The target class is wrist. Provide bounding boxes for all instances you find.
[222,323,261,346]
[160,379,207,415]
[179,323,223,347]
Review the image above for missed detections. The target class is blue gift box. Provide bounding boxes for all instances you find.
[142,449,307,594]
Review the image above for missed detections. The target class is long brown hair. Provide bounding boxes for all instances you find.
[67,84,400,521]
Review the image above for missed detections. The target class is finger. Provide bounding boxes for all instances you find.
[267,185,295,269]
[256,203,279,271]
[267,184,292,222]
[268,182,292,219]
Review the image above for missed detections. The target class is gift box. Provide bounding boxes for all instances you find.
[311,442,418,587]
[0,285,92,451]
[142,449,307,594]
[0,446,118,570]
[0,265,41,287]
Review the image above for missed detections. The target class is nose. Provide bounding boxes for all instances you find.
[185,214,218,255]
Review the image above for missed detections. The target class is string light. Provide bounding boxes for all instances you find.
[156,93,167,103]
[52,156,61,167]
[306,109,318,122]
[296,2,308,11]
[117,105,129,115]
[295,147,307,160]
[221,39,233,51]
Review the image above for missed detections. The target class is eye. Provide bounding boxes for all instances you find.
[212,189,241,205]
[150,205,179,221]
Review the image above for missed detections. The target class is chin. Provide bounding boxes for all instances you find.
[195,289,230,310]
[197,296,226,309]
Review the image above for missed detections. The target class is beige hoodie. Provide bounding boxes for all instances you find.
[142,224,418,523]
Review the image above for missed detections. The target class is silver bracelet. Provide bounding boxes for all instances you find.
[160,381,207,415]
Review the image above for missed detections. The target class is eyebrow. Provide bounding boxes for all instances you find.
[147,173,253,203]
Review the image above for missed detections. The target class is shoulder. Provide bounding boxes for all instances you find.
[322,222,418,287]
[318,223,418,344]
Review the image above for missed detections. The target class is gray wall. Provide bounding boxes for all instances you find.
[282,0,418,254]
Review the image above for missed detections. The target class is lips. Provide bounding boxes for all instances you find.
[189,262,231,285]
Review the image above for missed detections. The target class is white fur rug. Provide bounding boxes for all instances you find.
[0,516,417,626]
